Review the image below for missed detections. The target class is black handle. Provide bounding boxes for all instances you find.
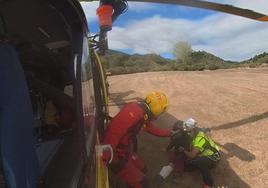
[98,30,108,55]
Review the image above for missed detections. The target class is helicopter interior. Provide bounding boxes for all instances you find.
[0,0,95,187]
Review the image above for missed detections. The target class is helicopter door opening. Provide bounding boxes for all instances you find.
[0,0,92,187]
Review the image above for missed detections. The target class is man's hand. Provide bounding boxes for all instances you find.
[170,130,179,138]
[177,146,185,152]
[170,130,182,141]
[170,130,176,137]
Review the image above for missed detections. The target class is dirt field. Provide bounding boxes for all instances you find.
[107,68,268,188]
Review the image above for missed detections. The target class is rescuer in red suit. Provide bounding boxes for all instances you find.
[103,92,171,188]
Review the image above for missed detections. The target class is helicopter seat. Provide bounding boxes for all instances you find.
[0,43,39,188]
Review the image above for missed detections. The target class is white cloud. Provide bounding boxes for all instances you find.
[107,0,268,61]
[80,2,99,23]
[128,2,157,12]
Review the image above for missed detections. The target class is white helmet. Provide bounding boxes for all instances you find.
[183,118,197,131]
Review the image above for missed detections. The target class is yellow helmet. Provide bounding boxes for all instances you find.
[145,92,168,117]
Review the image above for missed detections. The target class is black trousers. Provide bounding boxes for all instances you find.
[185,156,216,186]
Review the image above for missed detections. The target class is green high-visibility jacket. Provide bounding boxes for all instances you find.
[192,131,220,157]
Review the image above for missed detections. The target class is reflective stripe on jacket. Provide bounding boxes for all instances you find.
[192,131,219,157]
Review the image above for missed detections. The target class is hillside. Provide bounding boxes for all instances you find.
[101,50,172,74]
[100,50,268,75]
[240,52,268,68]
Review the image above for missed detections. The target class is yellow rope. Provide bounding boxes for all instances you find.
[96,132,110,188]
[93,50,109,116]
[94,50,110,188]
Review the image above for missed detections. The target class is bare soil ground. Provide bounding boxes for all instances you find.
[107,68,268,188]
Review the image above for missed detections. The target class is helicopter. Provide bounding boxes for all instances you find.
[0,0,267,188]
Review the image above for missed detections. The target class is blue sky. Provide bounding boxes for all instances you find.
[81,0,268,61]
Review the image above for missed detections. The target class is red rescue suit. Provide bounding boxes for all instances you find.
[103,102,170,188]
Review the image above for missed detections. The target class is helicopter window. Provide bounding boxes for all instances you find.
[81,36,96,156]
[81,36,93,81]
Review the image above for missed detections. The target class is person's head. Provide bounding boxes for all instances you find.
[172,121,184,132]
[170,121,185,139]
[144,91,168,117]
[182,118,197,136]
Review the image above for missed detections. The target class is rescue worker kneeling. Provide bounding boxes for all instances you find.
[102,92,172,188]
[179,118,220,188]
